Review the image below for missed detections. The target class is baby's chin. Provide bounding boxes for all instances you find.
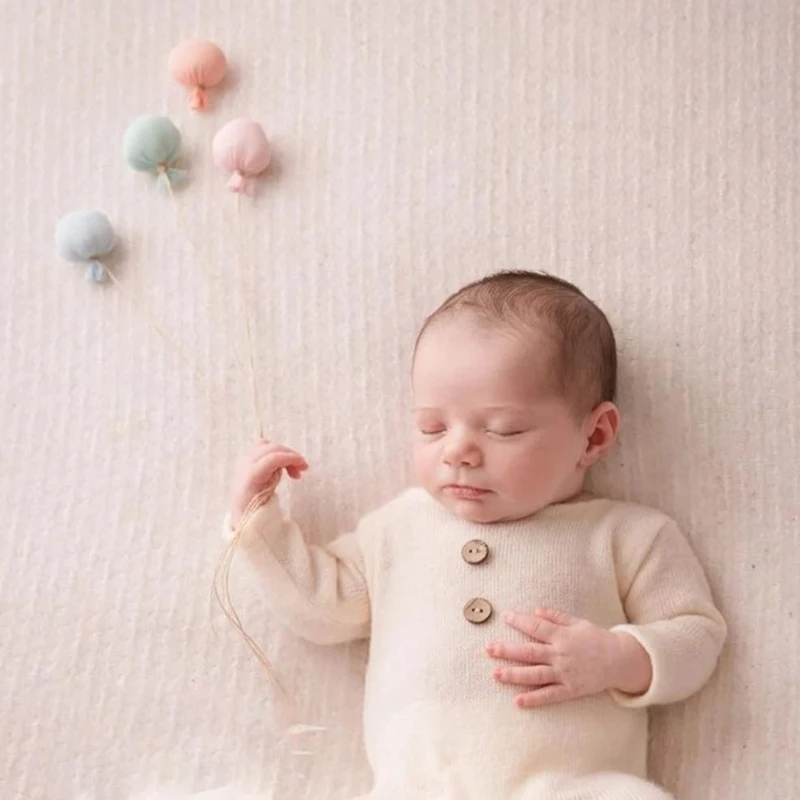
[424,485,555,524]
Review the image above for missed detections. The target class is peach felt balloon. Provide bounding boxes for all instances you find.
[212,119,272,196]
[168,39,227,111]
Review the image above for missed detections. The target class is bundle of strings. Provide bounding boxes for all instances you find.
[147,163,252,416]
[212,487,281,690]
[145,154,260,438]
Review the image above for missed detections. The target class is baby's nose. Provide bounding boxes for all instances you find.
[443,434,482,466]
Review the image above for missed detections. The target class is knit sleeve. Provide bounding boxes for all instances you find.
[609,518,727,708]
[224,495,372,645]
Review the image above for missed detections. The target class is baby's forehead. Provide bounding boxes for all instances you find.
[414,317,556,374]
[415,351,557,405]
[413,402,540,417]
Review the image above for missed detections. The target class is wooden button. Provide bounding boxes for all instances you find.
[461,539,489,565]
[463,598,493,624]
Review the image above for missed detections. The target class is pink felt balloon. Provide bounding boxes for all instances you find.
[168,39,227,111]
[212,119,272,196]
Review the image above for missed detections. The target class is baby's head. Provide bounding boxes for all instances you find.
[412,270,619,523]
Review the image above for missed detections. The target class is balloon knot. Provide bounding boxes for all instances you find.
[227,170,254,195]
[189,86,207,111]
[85,261,106,283]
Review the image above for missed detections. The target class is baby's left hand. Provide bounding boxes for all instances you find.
[486,607,653,709]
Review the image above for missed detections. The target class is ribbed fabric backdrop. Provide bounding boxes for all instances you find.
[1,1,797,798]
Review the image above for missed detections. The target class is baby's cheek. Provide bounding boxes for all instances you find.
[505,462,533,488]
[499,449,549,494]
[411,443,436,486]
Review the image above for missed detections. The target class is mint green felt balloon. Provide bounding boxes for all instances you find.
[123,114,186,191]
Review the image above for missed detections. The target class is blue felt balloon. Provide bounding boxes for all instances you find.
[123,114,187,191]
[55,209,116,283]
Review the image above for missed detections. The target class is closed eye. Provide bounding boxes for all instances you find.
[487,430,526,438]
[420,428,446,436]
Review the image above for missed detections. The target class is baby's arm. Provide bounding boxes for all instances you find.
[224,440,371,645]
[609,518,727,707]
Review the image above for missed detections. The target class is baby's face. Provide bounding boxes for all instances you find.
[412,318,590,523]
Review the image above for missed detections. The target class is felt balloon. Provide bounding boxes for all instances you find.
[123,114,186,191]
[54,212,203,382]
[212,119,272,195]
[55,210,116,283]
[168,39,227,111]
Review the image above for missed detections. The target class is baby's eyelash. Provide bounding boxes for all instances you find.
[417,426,526,437]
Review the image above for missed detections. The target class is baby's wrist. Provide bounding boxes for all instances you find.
[609,631,652,696]
[230,483,279,529]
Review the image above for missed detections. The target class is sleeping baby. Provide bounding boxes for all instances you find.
[225,270,727,799]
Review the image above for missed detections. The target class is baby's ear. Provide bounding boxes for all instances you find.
[580,401,620,467]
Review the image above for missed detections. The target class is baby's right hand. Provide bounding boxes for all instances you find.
[230,438,309,527]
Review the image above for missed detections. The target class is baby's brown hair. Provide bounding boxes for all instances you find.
[414,270,617,415]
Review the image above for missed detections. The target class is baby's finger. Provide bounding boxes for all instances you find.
[271,445,307,462]
[253,451,308,477]
[515,685,572,709]
[286,464,309,480]
[502,611,558,643]
[485,641,551,665]
[493,665,556,687]
[534,607,576,626]
[254,447,307,469]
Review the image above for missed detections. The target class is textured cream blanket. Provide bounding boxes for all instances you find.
[2,1,797,799]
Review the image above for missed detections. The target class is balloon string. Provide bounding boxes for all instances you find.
[235,192,264,438]
[102,264,218,403]
[103,266,172,344]
[162,171,218,285]
[160,167,263,437]
[160,169,247,379]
